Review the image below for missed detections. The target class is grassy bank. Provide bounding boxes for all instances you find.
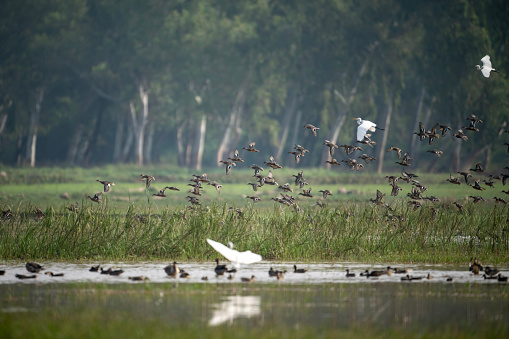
[0,200,507,264]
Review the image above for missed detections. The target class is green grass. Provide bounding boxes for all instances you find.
[0,165,507,263]
[0,199,507,264]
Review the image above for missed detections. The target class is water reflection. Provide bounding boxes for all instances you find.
[208,296,261,326]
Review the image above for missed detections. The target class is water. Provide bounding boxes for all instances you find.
[1,262,508,334]
[0,261,506,285]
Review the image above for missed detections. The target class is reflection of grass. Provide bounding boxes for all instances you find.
[0,198,507,264]
[1,283,508,338]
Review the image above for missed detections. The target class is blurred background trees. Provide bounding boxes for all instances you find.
[0,0,507,172]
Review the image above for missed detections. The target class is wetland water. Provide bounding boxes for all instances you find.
[1,262,508,335]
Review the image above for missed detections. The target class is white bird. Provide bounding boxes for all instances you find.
[353,118,383,142]
[206,238,262,269]
[476,55,499,78]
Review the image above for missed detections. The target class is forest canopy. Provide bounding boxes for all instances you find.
[0,0,508,173]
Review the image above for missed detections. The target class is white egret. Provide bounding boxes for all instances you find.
[206,238,262,269]
[476,55,499,78]
[353,118,383,142]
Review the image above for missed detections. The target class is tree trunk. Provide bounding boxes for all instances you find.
[276,89,297,161]
[130,80,149,166]
[121,122,134,163]
[176,120,185,166]
[25,87,45,167]
[66,125,83,164]
[377,92,393,173]
[76,115,98,165]
[0,114,7,149]
[195,115,207,170]
[216,69,251,164]
[144,121,155,164]
[113,116,125,163]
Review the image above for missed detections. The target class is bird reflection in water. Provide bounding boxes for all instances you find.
[208,296,261,326]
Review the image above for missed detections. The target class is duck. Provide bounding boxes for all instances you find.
[45,272,64,277]
[100,267,112,274]
[497,274,508,282]
[35,207,45,220]
[426,149,443,157]
[269,267,287,277]
[323,140,339,157]
[482,274,498,280]
[201,276,208,281]
[358,154,377,164]
[214,258,228,276]
[471,180,485,191]
[219,159,236,175]
[129,276,149,281]
[227,274,235,280]
[325,158,341,166]
[264,156,282,170]
[96,179,115,192]
[87,192,102,203]
[164,261,180,277]
[288,151,302,164]
[278,183,294,193]
[319,190,332,199]
[393,268,410,274]
[367,267,392,277]
[299,188,313,198]
[345,269,355,278]
[457,171,472,184]
[0,270,5,276]
[485,267,500,276]
[387,146,402,159]
[228,149,244,163]
[453,129,468,141]
[243,142,259,153]
[247,183,261,191]
[340,144,363,155]
[16,274,37,279]
[293,265,307,273]
[208,181,223,194]
[304,124,319,137]
[109,269,124,276]
[26,262,44,273]
[140,174,155,188]
[470,163,485,173]
[246,196,261,203]
[180,272,190,279]
[469,258,483,275]
[249,164,264,175]
[414,122,428,141]
[241,275,255,283]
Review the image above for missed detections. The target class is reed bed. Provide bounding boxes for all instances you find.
[1,200,507,264]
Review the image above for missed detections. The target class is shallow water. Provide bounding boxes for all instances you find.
[0,261,507,285]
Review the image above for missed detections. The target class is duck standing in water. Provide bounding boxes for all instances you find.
[26,262,44,273]
[164,261,180,278]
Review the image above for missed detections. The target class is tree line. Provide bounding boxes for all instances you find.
[1,0,508,172]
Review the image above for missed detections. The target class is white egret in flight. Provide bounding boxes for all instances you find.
[476,55,499,78]
[206,238,262,269]
[353,118,384,142]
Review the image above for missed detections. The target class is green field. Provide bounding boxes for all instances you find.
[1,166,507,264]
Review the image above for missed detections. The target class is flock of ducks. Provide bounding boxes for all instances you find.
[4,258,506,283]
[64,112,508,218]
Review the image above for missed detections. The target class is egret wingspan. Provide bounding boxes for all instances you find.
[206,239,262,268]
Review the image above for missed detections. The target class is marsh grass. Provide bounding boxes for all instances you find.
[1,199,507,264]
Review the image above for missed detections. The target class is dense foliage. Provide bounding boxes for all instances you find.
[1,0,508,172]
